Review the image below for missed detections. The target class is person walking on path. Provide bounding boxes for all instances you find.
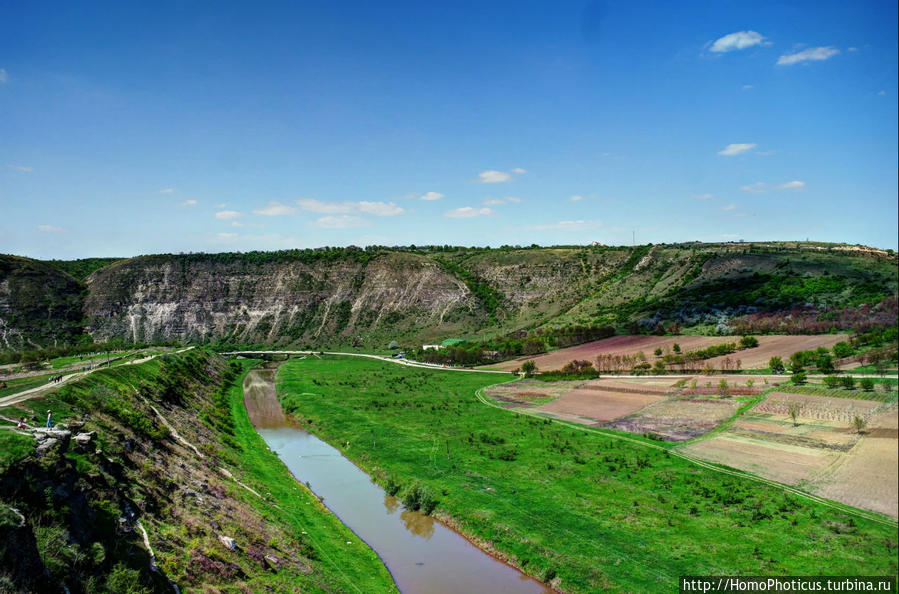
[45,410,52,428]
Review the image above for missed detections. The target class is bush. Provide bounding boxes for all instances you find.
[739,336,759,349]
[769,356,785,374]
[823,375,841,389]
[860,378,875,392]
[840,376,855,390]
[816,354,835,374]
[401,482,437,515]
[832,341,854,358]
[792,372,807,385]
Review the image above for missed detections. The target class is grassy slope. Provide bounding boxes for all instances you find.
[0,351,396,593]
[276,356,898,593]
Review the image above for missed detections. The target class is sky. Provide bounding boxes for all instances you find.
[1,0,897,259]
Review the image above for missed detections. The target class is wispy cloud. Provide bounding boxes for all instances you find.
[569,195,584,202]
[253,201,299,216]
[521,220,603,231]
[709,31,768,53]
[877,90,886,96]
[215,210,242,220]
[478,168,526,183]
[38,225,63,233]
[179,200,197,207]
[231,221,244,227]
[443,207,492,219]
[718,143,756,156]
[216,232,239,240]
[484,197,522,206]
[740,182,767,193]
[694,193,715,200]
[7,164,32,173]
[778,180,806,190]
[295,198,405,216]
[419,191,444,201]
[158,188,174,194]
[722,204,737,211]
[0,69,7,84]
[313,215,368,229]
[215,203,227,209]
[742,84,754,90]
[777,46,839,66]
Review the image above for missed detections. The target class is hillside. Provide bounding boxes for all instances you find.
[0,350,395,592]
[0,242,896,351]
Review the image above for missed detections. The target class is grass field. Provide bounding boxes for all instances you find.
[276,356,898,593]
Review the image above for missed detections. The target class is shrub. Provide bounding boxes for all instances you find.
[840,376,855,390]
[739,335,759,349]
[860,378,875,392]
[769,356,785,374]
[832,341,854,358]
[823,375,841,389]
[653,347,663,356]
[672,343,681,353]
[792,372,807,385]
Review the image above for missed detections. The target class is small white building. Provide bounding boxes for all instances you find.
[422,344,444,351]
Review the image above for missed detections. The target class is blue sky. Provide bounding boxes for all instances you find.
[1,0,896,258]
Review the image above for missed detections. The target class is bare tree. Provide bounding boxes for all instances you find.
[787,401,802,426]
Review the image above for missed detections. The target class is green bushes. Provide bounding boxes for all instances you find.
[401,482,438,515]
[739,336,759,349]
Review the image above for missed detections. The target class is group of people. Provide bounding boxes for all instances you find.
[14,410,52,430]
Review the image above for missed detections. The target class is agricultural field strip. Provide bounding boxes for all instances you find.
[227,351,897,527]
[0,347,195,409]
[474,385,897,528]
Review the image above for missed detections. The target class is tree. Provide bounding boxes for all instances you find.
[521,360,537,377]
[769,356,785,374]
[860,378,875,392]
[852,415,867,434]
[816,354,835,375]
[832,341,853,359]
[739,335,759,349]
[787,401,802,426]
[654,347,663,356]
[672,343,681,353]
[840,375,855,390]
[717,379,730,397]
[792,371,807,385]
[823,375,841,389]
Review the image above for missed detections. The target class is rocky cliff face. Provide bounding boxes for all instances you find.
[84,251,482,346]
[1,243,896,350]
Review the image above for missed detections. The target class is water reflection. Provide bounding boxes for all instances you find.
[400,509,435,540]
[384,494,400,515]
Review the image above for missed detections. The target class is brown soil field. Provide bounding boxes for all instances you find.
[681,435,841,485]
[483,379,582,406]
[533,383,663,423]
[733,416,857,448]
[606,398,741,441]
[483,335,734,372]
[702,334,851,369]
[815,409,899,518]
[482,334,850,372]
[756,392,881,423]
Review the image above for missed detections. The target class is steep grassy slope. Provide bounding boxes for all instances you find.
[0,350,396,593]
[1,242,896,351]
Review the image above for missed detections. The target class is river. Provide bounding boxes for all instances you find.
[243,366,552,594]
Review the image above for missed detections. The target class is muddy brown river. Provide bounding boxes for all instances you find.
[244,366,551,594]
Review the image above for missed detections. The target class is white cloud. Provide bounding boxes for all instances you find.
[38,224,63,233]
[312,215,368,229]
[521,220,603,231]
[718,143,757,156]
[443,207,492,219]
[877,90,886,96]
[0,69,7,84]
[253,201,299,216]
[740,182,767,193]
[722,204,737,211]
[694,193,715,200]
[179,200,197,207]
[848,47,859,52]
[295,198,404,216]
[231,221,244,227]
[7,164,32,173]
[420,191,444,201]
[570,195,583,202]
[216,232,239,240]
[511,168,527,174]
[478,170,512,183]
[158,188,174,194]
[484,197,522,206]
[215,203,227,209]
[215,210,242,220]
[742,84,754,90]
[709,31,768,53]
[778,180,806,190]
[777,46,839,66]
[358,201,405,216]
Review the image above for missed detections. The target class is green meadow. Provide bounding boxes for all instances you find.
[277,356,898,593]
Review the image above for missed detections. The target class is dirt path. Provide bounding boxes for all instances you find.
[0,347,194,409]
